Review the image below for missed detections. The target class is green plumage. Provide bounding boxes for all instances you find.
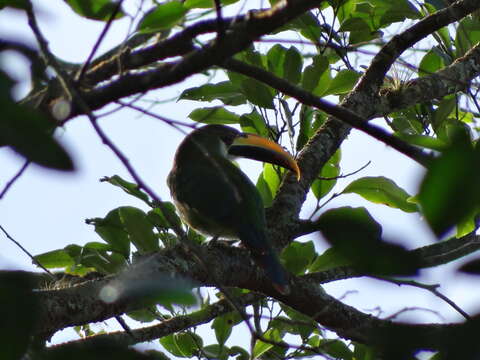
[168,125,289,294]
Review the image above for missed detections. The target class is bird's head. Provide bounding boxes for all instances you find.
[183,124,301,180]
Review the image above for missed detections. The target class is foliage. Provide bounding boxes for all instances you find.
[2,0,480,359]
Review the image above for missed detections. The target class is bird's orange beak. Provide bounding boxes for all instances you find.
[228,133,301,181]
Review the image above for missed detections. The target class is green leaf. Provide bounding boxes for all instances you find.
[118,206,159,252]
[101,175,150,204]
[456,207,479,238]
[324,69,361,95]
[90,208,131,257]
[160,334,184,357]
[395,133,447,151]
[283,46,303,85]
[113,275,196,308]
[127,308,158,323]
[256,163,283,207]
[239,110,268,137]
[64,0,124,21]
[418,138,480,237]
[309,247,351,272]
[267,44,287,77]
[418,49,445,77]
[184,0,239,9]
[281,241,316,275]
[280,305,316,340]
[0,0,28,9]
[78,248,125,274]
[0,71,74,171]
[240,78,275,109]
[34,249,74,269]
[212,312,241,346]
[301,55,329,93]
[458,259,480,275]
[188,106,240,124]
[253,328,282,358]
[179,81,246,106]
[311,149,341,200]
[138,1,187,32]
[317,207,419,275]
[256,172,273,208]
[455,17,480,57]
[203,344,231,360]
[0,273,37,360]
[175,332,203,358]
[319,339,354,360]
[148,203,182,230]
[343,176,418,213]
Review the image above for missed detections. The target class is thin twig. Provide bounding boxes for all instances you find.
[76,0,124,82]
[374,276,471,320]
[0,160,30,199]
[0,225,53,276]
[318,160,371,181]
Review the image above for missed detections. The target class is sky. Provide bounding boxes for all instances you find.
[1,0,480,352]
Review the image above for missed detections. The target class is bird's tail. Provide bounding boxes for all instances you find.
[255,250,290,295]
[238,227,290,295]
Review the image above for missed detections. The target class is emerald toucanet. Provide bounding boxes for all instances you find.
[167,125,300,294]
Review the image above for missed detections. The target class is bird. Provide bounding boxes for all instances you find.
[167,124,300,294]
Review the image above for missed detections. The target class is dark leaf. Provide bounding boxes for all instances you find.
[418,136,480,237]
[138,1,187,32]
[317,207,419,275]
[64,0,124,21]
[188,106,240,124]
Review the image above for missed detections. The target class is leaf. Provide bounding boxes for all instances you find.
[319,339,354,360]
[301,55,329,93]
[0,70,74,171]
[175,332,203,358]
[89,208,131,257]
[101,175,150,204]
[343,176,418,213]
[148,203,182,230]
[188,106,240,124]
[311,149,341,200]
[418,49,445,77]
[317,207,419,275]
[455,17,480,57]
[212,312,241,346]
[458,259,480,275]
[0,273,38,360]
[283,46,303,85]
[184,0,239,9]
[64,0,124,21]
[280,304,316,340]
[34,249,75,269]
[107,275,196,308]
[395,133,447,151]
[256,163,283,207]
[253,328,282,358]
[239,110,268,137]
[324,69,361,95]
[240,78,275,109]
[281,241,316,275]
[0,0,28,9]
[267,44,287,77]
[179,81,246,106]
[418,137,480,237]
[127,308,158,323]
[203,344,231,360]
[138,1,187,32]
[309,247,351,272]
[118,206,159,253]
